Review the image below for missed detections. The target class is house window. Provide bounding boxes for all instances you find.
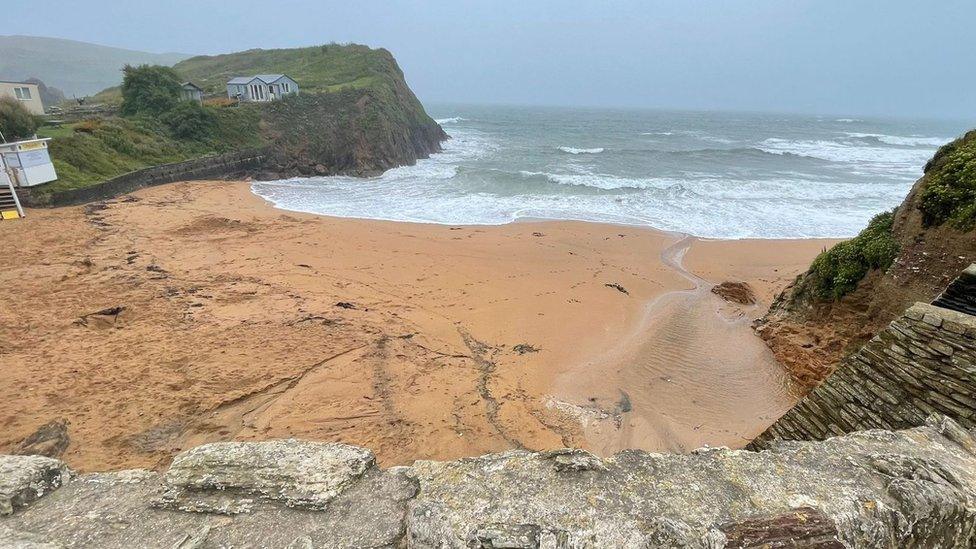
[14,87,32,100]
[283,82,290,93]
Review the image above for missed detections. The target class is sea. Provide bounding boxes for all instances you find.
[252,104,972,239]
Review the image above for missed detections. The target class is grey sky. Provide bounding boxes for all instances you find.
[6,0,975,119]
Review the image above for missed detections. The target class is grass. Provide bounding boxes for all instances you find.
[36,123,78,139]
[919,130,976,231]
[37,105,265,197]
[808,210,900,300]
[173,44,402,95]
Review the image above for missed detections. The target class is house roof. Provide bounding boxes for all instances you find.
[0,80,38,87]
[227,76,259,85]
[181,81,203,91]
[227,74,293,85]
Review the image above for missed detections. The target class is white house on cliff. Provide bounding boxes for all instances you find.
[226,74,299,102]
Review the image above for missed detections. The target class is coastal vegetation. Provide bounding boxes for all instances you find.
[0,96,39,141]
[808,210,899,300]
[920,130,976,230]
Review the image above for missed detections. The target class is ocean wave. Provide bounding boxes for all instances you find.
[640,131,674,136]
[558,146,605,155]
[435,117,466,124]
[835,118,861,123]
[520,170,660,190]
[759,138,934,166]
[844,132,950,147]
[515,170,897,200]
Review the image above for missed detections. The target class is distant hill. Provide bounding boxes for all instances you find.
[0,35,191,98]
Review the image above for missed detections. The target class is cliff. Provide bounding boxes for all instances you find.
[2,417,976,547]
[757,130,976,390]
[176,44,447,177]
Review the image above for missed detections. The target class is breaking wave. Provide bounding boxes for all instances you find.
[558,146,605,154]
[844,133,951,147]
[251,106,963,239]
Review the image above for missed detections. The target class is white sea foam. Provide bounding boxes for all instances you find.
[641,131,674,136]
[759,137,934,168]
[251,108,954,239]
[435,117,466,124]
[558,146,605,154]
[844,132,951,147]
[835,118,861,123]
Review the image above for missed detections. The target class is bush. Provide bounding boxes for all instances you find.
[0,96,39,141]
[73,119,102,134]
[809,210,900,300]
[919,133,976,230]
[203,97,237,108]
[120,64,182,116]
[162,101,217,140]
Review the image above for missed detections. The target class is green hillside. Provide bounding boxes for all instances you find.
[0,35,191,97]
[31,43,445,200]
[174,44,398,94]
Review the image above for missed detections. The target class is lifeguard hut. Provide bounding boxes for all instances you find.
[0,137,58,220]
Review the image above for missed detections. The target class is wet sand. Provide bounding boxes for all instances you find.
[0,181,834,471]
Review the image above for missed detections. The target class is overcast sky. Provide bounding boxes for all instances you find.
[7,0,976,119]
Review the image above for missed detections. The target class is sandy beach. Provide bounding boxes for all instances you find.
[0,181,835,471]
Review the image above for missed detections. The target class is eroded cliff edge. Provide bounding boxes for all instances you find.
[757,130,976,390]
[2,417,975,548]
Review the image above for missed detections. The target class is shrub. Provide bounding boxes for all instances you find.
[203,97,237,108]
[809,210,899,300]
[73,119,102,134]
[0,96,39,141]
[161,101,217,140]
[120,64,182,116]
[919,133,976,230]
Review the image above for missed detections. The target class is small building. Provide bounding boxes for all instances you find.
[226,74,299,102]
[0,138,58,187]
[0,81,45,115]
[180,81,204,103]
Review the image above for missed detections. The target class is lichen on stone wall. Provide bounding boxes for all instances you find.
[2,418,976,547]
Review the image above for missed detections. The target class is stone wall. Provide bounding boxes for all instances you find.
[18,148,269,208]
[933,264,976,317]
[750,265,976,449]
[1,417,975,547]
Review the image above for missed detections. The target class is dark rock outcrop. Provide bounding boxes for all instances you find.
[711,281,757,305]
[2,419,976,547]
[259,89,446,178]
[13,420,69,459]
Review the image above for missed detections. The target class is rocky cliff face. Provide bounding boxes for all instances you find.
[757,131,976,390]
[2,418,975,547]
[258,87,446,178]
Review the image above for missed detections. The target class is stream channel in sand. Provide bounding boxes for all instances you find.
[554,235,799,454]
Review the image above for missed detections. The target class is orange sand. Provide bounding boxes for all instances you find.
[0,181,830,471]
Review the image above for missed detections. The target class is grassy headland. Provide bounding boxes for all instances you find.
[34,43,444,198]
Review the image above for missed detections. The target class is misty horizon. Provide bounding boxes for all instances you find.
[5,1,976,120]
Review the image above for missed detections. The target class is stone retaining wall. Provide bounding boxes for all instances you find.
[934,264,976,316]
[750,265,976,450]
[2,417,975,547]
[18,148,269,208]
